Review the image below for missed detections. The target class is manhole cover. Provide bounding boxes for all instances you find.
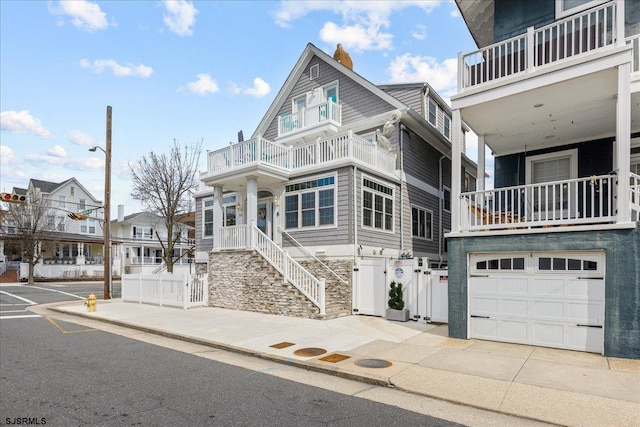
[354,358,393,368]
[319,353,351,363]
[269,342,295,349]
[294,347,327,357]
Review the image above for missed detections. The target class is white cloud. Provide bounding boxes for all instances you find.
[319,22,392,52]
[187,74,219,95]
[0,110,53,139]
[387,54,458,96]
[242,78,271,98]
[80,58,153,78]
[24,153,66,166]
[47,145,67,158]
[0,145,19,165]
[163,0,198,36]
[48,0,109,33]
[67,130,95,146]
[412,24,427,40]
[273,1,443,52]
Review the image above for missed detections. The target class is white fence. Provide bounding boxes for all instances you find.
[122,273,208,309]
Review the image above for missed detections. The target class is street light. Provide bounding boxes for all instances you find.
[89,106,112,300]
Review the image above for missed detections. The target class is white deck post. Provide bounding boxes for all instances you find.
[246,176,258,247]
[616,62,631,222]
[451,109,462,233]
[477,134,485,192]
[213,186,223,249]
[319,278,326,316]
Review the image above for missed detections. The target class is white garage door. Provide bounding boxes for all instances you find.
[469,252,605,353]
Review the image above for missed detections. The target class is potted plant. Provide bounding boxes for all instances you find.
[386,281,410,322]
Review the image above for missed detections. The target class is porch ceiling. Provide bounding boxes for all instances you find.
[462,67,632,156]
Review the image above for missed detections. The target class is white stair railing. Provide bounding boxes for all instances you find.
[631,173,640,221]
[252,225,325,315]
[278,225,348,285]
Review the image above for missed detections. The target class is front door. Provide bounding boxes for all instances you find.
[257,199,271,238]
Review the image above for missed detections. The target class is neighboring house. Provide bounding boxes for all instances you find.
[195,43,477,319]
[0,178,111,279]
[110,205,195,274]
[448,0,640,358]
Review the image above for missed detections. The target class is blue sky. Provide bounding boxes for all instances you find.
[0,0,484,215]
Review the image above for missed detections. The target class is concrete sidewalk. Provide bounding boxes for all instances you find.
[47,299,639,427]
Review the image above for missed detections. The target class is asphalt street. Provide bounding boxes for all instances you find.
[1,283,466,426]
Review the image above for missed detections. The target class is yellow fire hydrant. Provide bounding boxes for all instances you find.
[84,294,97,312]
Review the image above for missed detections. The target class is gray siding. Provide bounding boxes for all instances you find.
[195,194,214,252]
[381,87,423,116]
[407,183,440,258]
[263,55,397,141]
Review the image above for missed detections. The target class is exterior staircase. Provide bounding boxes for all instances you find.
[0,267,19,283]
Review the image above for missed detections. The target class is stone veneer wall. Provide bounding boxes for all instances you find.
[208,250,319,318]
[297,259,353,317]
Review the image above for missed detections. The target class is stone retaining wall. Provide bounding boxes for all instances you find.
[208,250,319,318]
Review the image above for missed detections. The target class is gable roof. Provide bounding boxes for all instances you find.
[29,179,59,194]
[252,43,408,138]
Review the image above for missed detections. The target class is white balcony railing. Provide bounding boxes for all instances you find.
[278,101,341,137]
[628,34,640,73]
[206,131,397,177]
[217,223,326,314]
[459,1,622,90]
[460,174,621,231]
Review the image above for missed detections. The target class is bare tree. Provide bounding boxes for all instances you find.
[1,197,56,284]
[129,140,201,273]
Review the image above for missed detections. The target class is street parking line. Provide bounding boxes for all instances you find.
[0,290,37,305]
[45,316,96,334]
[28,285,85,300]
[0,314,41,320]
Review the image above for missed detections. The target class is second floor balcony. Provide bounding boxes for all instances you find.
[201,131,398,189]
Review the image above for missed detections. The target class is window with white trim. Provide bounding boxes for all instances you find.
[526,149,577,213]
[443,187,451,212]
[556,0,607,19]
[310,64,319,80]
[412,206,433,240]
[293,95,306,113]
[58,196,66,208]
[362,177,394,232]
[285,176,335,229]
[203,198,214,237]
[80,219,96,234]
[443,116,451,140]
[324,83,338,104]
[428,98,437,126]
[133,226,153,239]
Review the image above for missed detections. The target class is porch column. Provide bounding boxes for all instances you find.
[477,134,485,192]
[616,62,631,222]
[273,186,284,246]
[246,176,258,247]
[451,109,462,233]
[213,185,223,249]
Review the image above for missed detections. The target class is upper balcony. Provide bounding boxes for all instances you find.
[457,1,639,93]
[201,131,397,190]
[276,100,342,144]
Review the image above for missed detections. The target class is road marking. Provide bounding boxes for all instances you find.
[0,290,37,305]
[1,309,32,313]
[28,285,85,300]
[0,314,41,320]
[45,316,96,334]
[0,303,32,306]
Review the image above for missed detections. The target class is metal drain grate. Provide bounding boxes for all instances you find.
[319,353,351,363]
[294,347,327,357]
[354,358,393,368]
[269,342,295,349]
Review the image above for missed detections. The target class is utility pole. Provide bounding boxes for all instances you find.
[104,106,112,300]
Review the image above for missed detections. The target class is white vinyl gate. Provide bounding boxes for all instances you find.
[469,252,605,353]
[354,258,448,323]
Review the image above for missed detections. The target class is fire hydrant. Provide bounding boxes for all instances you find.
[84,294,97,312]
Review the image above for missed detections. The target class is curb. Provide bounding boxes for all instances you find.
[46,305,392,388]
